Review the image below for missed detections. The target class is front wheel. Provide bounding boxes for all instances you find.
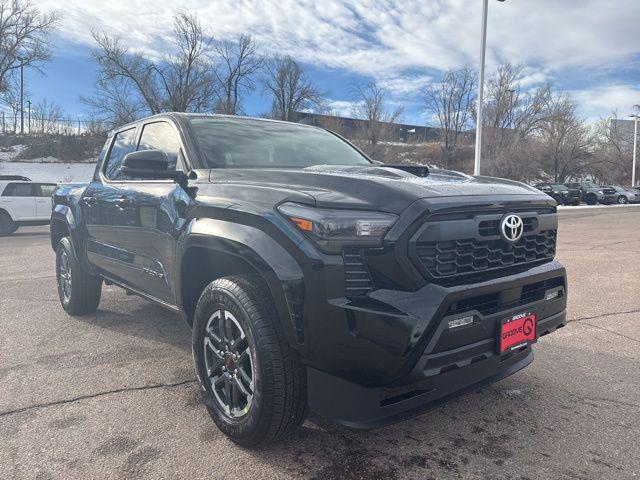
[56,237,102,315]
[192,275,307,446]
[618,195,628,204]
[0,211,17,236]
[585,193,598,205]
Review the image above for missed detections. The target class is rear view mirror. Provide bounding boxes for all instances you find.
[121,150,188,188]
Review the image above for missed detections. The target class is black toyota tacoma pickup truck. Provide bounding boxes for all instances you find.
[50,113,567,446]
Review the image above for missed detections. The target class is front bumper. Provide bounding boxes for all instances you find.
[306,260,567,428]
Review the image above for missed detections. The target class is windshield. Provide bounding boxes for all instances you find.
[583,181,599,188]
[550,184,568,190]
[190,117,372,169]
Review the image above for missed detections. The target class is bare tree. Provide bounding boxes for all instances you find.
[32,98,62,134]
[537,94,592,182]
[87,12,216,116]
[262,55,322,121]
[481,63,554,176]
[424,66,476,167]
[81,72,148,128]
[590,111,635,184]
[0,0,58,92]
[350,82,403,160]
[213,34,262,115]
[0,71,22,131]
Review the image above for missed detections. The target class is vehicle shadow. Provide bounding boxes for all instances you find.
[72,287,192,351]
[9,227,51,237]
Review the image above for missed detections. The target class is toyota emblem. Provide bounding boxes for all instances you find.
[500,214,524,243]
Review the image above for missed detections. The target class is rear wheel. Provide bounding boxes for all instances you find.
[55,237,102,315]
[0,211,17,236]
[618,195,628,204]
[192,275,307,446]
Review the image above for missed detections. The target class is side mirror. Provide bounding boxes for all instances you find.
[122,149,169,172]
[121,150,188,188]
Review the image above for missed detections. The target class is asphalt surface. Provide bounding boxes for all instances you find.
[1,206,639,480]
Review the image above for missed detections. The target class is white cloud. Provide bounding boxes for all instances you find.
[570,84,640,120]
[323,99,360,117]
[42,0,640,74]
[39,0,640,119]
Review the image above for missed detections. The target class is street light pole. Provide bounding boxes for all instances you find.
[473,0,505,176]
[27,100,31,134]
[631,114,638,187]
[19,60,24,135]
[473,0,488,176]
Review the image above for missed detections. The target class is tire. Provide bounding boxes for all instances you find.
[551,195,565,206]
[0,211,17,236]
[192,275,307,447]
[618,195,627,204]
[585,193,598,205]
[55,237,102,315]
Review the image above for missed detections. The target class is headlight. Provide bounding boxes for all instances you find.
[278,202,397,254]
[597,190,604,195]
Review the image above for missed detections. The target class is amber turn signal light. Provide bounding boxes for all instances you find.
[290,217,313,232]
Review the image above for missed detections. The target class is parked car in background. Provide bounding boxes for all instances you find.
[0,176,57,236]
[534,183,581,206]
[564,181,616,205]
[608,185,640,204]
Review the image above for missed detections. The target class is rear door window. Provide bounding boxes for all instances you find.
[35,184,56,197]
[103,127,138,180]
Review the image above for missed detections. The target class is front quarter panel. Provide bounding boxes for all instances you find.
[177,217,306,350]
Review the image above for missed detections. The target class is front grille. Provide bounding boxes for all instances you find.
[415,230,557,281]
[343,249,374,297]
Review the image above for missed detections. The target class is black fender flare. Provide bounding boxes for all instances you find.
[50,204,94,272]
[177,218,306,352]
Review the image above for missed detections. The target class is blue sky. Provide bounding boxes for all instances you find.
[26,0,640,125]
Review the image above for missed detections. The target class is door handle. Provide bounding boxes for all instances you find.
[114,197,132,209]
[81,196,97,207]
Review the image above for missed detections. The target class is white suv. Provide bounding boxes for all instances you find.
[0,176,56,236]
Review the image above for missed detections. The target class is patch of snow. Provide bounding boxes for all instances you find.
[0,161,96,183]
[0,144,27,161]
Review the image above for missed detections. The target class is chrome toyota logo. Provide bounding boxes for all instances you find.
[500,214,524,242]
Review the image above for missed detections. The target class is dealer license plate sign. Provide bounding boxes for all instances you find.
[500,312,537,353]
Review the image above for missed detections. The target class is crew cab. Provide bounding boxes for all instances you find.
[564,181,616,205]
[0,176,57,235]
[50,113,567,446]
[534,182,581,206]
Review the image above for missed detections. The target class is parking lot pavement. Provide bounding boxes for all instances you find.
[1,207,639,480]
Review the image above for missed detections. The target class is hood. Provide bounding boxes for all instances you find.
[204,165,548,214]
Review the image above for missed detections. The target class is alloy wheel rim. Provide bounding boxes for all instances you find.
[203,309,255,419]
[58,251,72,302]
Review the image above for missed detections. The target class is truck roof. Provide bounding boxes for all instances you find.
[109,112,321,136]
